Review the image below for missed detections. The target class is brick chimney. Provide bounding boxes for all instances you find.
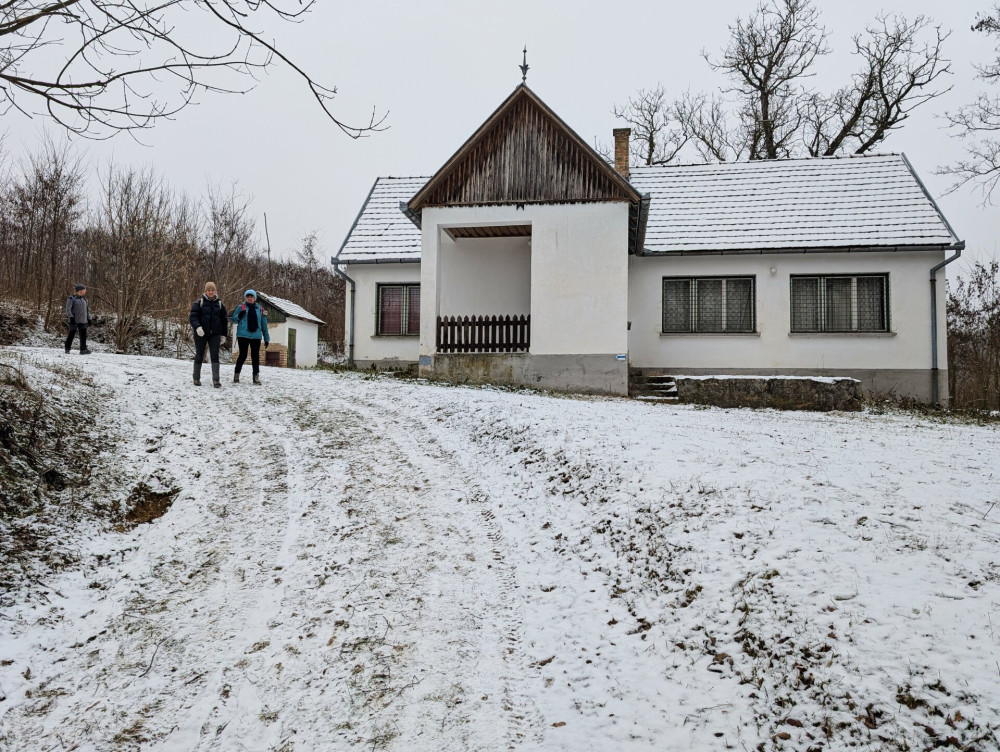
[613,128,631,179]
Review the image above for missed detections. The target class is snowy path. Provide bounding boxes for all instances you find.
[2,350,1000,752]
[1,354,540,751]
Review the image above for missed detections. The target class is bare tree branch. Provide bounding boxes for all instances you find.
[805,15,951,157]
[940,5,1000,202]
[611,84,688,166]
[0,1,387,138]
[705,0,828,160]
[641,0,951,165]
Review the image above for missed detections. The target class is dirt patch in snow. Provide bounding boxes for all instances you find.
[117,481,180,529]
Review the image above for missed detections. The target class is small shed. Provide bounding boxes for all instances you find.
[252,292,325,368]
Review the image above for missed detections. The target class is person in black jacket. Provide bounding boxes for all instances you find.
[189,282,228,387]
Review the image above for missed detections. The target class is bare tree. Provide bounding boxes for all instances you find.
[623,0,952,163]
[0,134,85,328]
[201,183,260,302]
[706,0,829,160]
[612,85,688,166]
[0,1,385,138]
[941,6,1000,201]
[948,258,1000,410]
[92,164,186,351]
[674,91,750,162]
[804,16,950,157]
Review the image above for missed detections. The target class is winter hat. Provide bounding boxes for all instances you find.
[244,289,257,299]
[75,284,86,292]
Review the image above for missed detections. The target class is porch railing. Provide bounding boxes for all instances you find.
[436,314,530,353]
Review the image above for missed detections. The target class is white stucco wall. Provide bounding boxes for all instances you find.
[438,235,530,317]
[286,319,320,368]
[231,317,320,367]
[628,251,948,372]
[343,262,421,364]
[420,202,631,358]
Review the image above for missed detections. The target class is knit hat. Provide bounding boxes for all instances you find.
[75,284,86,292]
[244,289,256,298]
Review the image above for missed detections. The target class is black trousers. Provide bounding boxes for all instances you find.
[65,323,88,353]
[195,334,222,364]
[194,335,223,381]
[235,337,261,375]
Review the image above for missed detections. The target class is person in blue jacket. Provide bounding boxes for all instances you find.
[188,281,228,387]
[231,289,269,384]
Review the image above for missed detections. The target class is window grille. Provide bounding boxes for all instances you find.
[377,283,420,335]
[790,274,888,332]
[662,276,755,333]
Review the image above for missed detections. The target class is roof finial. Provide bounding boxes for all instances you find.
[519,46,529,84]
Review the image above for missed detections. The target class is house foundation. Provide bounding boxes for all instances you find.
[423,353,628,395]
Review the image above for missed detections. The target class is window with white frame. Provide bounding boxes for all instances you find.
[662,276,755,333]
[790,274,888,332]
[376,283,420,336]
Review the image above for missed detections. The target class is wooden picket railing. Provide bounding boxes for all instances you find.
[436,314,530,353]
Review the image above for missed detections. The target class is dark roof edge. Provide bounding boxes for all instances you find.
[899,153,963,246]
[639,242,964,257]
[335,177,382,261]
[336,257,422,265]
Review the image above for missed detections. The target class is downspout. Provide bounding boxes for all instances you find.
[900,153,966,406]
[929,244,963,405]
[332,261,356,366]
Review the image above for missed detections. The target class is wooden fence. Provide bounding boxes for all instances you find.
[436,314,530,353]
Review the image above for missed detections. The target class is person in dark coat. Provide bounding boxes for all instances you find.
[189,281,228,387]
[65,284,92,354]
[231,289,269,385]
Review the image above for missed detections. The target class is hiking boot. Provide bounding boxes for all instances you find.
[213,381,221,388]
[80,348,92,355]
[253,374,262,385]
[193,379,201,386]
[233,372,240,384]
[64,349,71,354]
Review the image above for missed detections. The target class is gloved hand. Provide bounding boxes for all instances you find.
[196,326,205,337]
[264,342,269,350]
[238,308,246,320]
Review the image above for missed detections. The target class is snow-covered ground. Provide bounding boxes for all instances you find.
[1,348,998,751]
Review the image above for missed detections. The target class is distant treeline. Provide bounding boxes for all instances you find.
[0,138,344,353]
[948,259,1000,411]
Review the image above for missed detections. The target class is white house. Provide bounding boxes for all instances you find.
[334,84,963,403]
[250,292,325,368]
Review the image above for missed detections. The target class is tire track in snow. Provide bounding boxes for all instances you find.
[283,386,544,750]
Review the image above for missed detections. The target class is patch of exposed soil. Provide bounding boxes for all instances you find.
[119,482,180,529]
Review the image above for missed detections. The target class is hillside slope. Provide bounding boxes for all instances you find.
[1,348,998,751]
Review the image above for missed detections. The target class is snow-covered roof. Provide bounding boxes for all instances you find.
[257,292,325,325]
[630,153,960,254]
[336,176,427,263]
[336,155,960,263]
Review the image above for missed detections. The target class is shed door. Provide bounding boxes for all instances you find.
[287,328,297,368]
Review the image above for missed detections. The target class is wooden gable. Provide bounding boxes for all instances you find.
[406,85,641,215]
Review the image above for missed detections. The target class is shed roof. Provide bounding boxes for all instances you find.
[629,153,960,254]
[257,292,325,325]
[336,176,426,264]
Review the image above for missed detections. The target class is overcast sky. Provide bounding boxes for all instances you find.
[3,0,997,276]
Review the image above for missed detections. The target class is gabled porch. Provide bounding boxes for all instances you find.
[434,223,531,355]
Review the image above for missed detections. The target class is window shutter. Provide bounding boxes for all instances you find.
[857,276,886,331]
[662,279,692,332]
[725,278,753,332]
[791,277,820,332]
[695,279,724,333]
[379,286,403,335]
[406,285,421,335]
